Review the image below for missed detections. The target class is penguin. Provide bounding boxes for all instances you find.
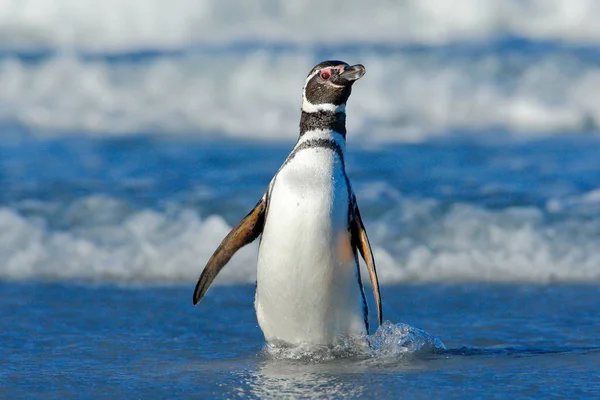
[193,60,382,346]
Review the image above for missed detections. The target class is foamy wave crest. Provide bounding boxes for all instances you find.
[3,0,600,50]
[369,197,600,283]
[0,201,258,283]
[1,195,599,284]
[1,52,599,141]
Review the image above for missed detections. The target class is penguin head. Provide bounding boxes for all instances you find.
[302,60,366,113]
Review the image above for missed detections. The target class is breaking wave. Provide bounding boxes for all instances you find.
[2,193,599,284]
[1,0,600,141]
[2,51,600,141]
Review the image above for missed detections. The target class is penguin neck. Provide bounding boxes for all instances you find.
[287,107,348,170]
[298,109,347,140]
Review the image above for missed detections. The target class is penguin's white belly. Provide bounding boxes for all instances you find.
[255,150,366,345]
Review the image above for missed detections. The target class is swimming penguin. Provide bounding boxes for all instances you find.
[193,60,382,346]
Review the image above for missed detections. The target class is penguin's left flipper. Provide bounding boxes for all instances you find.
[350,197,383,326]
[193,196,266,305]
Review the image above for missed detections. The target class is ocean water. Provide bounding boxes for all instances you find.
[1,1,600,398]
[2,283,600,399]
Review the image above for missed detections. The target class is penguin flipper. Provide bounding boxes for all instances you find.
[350,198,383,326]
[193,197,266,305]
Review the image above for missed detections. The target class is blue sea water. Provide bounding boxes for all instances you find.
[2,283,599,399]
[2,1,600,398]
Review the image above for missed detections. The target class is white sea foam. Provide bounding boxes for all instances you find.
[3,0,600,50]
[1,52,599,141]
[1,194,599,284]
[0,202,258,283]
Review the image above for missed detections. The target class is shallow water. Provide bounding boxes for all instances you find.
[2,283,599,399]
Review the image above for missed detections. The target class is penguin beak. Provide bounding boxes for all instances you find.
[336,64,366,85]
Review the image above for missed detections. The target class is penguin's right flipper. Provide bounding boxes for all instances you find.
[193,196,266,305]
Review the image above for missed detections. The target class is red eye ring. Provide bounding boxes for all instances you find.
[320,70,331,80]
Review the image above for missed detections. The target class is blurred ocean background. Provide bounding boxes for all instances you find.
[1,1,600,398]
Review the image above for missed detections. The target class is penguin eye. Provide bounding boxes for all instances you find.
[319,70,331,80]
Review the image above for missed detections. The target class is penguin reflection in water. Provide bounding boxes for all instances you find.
[193,61,382,346]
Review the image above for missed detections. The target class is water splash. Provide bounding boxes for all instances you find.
[264,321,445,363]
[367,321,446,359]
